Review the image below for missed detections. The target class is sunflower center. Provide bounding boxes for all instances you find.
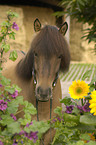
[76,87,82,94]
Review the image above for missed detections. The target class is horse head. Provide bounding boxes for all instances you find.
[16,19,70,102]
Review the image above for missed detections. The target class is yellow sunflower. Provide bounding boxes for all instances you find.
[69,80,90,99]
[89,90,96,115]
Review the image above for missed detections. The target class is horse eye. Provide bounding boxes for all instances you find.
[34,53,38,57]
[58,55,62,59]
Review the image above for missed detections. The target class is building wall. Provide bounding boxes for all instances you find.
[70,17,96,63]
[0,5,56,52]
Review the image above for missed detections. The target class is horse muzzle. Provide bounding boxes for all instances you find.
[35,87,52,102]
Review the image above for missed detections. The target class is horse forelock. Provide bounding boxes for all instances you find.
[31,25,70,71]
[31,25,65,57]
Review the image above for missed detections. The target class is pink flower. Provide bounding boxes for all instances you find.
[19,130,25,135]
[12,139,18,145]
[19,129,38,143]
[0,100,7,111]
[24,131,38,143]
[11,90,18,98]
[0,84,2,87]
[26,121,33,127]
[0,140,3,145]
[12,22,19,31]
[65,105,74,114]
[82,102,90,112]
[10,114,17,121]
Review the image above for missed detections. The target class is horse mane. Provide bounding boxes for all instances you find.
[16,25,70,80]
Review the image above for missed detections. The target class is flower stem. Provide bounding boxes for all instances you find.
[81,98,84,106]
[15,109,23,115]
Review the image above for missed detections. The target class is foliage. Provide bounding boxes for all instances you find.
[0,11,50,145]
[0,11,19,66]
[54,0,96,51]
[51,77,96,144]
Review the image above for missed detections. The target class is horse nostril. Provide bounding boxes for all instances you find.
[42,94,47,98]
[36,87,51,98]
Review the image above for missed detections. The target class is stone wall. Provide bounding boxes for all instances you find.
[0,5,55,52]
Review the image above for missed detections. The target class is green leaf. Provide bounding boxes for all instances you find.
[23,101,37,115]
[0,36,3,42]
[72,107,80,114]
[54,106,62,116]
[15,96,24,104]
[9,31,16,40]
[5,86,15,94]
[0,75,11,86]
[80,133,90,141]
[7,100,18,114]
[9,50,18,61]
[68,140,84,145]
[1,128,12,137]
[7,96,23,114]
[1,21,11,27]
[63,113,80,124]
[60,97,72,105]
[24,113,31,120]
[18,113,31,125]
[0,114,14,126]
[76,141,85,145]
[86,141,96,145]
[80,115,96,125]
[3,44,10,53]
[28,120,50,138]
[7,11,19,18]
[77,0,85,6]
[89,76,96,91]
[12,84,22,92]
[74,123,95,131]
[52,11,65,18]
[7,122,21,134]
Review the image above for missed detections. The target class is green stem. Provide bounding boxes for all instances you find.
[0,20,10,68]
[15,109,23,115]
[83,99,86,105]
[81,98,84,106]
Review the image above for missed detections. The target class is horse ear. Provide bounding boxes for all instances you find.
[34,18,41,32]
[59,22,68,35]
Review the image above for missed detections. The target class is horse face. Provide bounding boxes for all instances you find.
[33,54,61,102]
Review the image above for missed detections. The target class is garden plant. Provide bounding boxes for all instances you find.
[54,0,96,51]
[51,78,96,145]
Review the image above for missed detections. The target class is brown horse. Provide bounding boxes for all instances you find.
[2,19,70,144]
